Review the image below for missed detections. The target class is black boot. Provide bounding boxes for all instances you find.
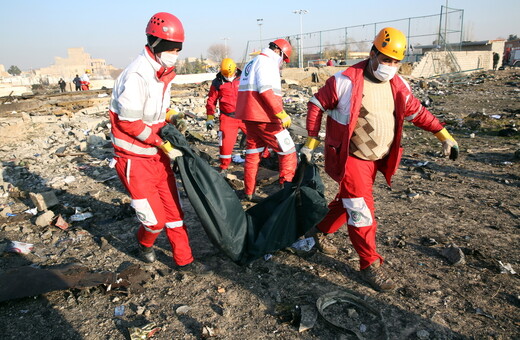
[177,261,213,276]
[138,243,156,263]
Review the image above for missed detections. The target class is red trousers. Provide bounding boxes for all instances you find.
[114,155,194,266]
[317,155,383,270]
[243,121,297,196]
[218,114,247,170]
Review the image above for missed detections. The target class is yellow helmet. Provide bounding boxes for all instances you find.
[373,27,407,60]
[220,58,236,78]
[85,69,91,74]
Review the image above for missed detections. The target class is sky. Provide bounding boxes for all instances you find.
[0,0,518,71]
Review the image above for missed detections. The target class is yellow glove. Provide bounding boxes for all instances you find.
[434,128,459,160]
[206,114,215,131]
[275,110,292,128]
[165,109,179,123]
[300,137,320,163]
[159,141,183,160]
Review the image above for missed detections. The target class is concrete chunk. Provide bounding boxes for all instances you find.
[30,191,59,211]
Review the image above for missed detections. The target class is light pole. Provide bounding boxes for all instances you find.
[256,18,263,50]
[293,9,308,68]
[222,37,230,58]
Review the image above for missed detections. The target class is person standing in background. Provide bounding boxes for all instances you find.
[73,74,82,91]
[58,78,66,92]
[205,58,245,175]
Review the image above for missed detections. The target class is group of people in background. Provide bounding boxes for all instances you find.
[57,70,91,92]
[107,12,460,291]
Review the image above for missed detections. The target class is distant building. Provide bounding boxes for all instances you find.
[0,64,9,77]
[35,47,118,83]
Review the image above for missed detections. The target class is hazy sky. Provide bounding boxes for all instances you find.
[0,0,518,70]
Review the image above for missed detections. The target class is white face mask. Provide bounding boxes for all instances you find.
[277,54,285,70]
[159,52,178,68]
[224,76,235,82]
[372,57,399,82]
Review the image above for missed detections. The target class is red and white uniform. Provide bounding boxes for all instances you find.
[206,69,246,170]
[109,46,193,266]
[80,73,90,91]
[235,48,297,195]
[307,60,443,269]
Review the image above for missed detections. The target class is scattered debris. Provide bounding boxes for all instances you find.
[5,241,34,254]
[498,261,517,274]
[290,237,316,252]
[316,290,389,339]
[69,212,93,222]
[475,308,494,319]
[441,244,466,266]
[128,323,161,340]
[298,304,318,332]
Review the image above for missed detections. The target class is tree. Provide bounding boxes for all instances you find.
[323,45,344,60]
[207,44,230,63]
[176,57,206,75]
[508,34,518,41]
[7,65,21,76]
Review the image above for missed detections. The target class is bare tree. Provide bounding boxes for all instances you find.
[207,44,230,62]
[323,44,344,60]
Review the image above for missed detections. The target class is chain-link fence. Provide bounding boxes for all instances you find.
[242,6,463,67]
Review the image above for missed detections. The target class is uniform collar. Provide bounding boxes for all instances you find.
[260,47,280,60]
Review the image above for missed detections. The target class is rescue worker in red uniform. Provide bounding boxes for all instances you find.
[301,27,459,291]
[235,39,297,201]
[109,12,208,274]
[80,70,91,90]
[205,58,245,175]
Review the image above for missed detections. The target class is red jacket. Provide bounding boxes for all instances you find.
[307,60,443,184]
[205,69,242,117]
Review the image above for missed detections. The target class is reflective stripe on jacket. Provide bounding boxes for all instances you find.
[307,60,444,184]
[235,48,283,123]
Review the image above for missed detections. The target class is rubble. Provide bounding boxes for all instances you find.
[0,68,518,339]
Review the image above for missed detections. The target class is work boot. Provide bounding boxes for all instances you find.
[218,168,228,177]
[307,227,338,255]
[360,260,396,292]
[138,243,156,263]
[177,261,213,276]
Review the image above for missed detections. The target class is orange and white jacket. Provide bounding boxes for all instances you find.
[235,48,284,123]
[109,46,176,159]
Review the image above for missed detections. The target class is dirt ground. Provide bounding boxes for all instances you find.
[0,68,519,340]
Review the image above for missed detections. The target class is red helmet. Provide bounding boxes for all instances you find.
[146,12,184,42]
[272,39,292,63]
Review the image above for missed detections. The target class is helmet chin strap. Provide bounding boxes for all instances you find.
[149,37,162,54]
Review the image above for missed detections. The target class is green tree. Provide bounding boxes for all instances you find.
[7,65,21,76]
[507,34,518,41]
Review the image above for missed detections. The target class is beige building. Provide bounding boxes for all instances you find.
[35,47,119,83]
[0,48,120,95]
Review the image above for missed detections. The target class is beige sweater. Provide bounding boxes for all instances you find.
[349,78,395,160]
